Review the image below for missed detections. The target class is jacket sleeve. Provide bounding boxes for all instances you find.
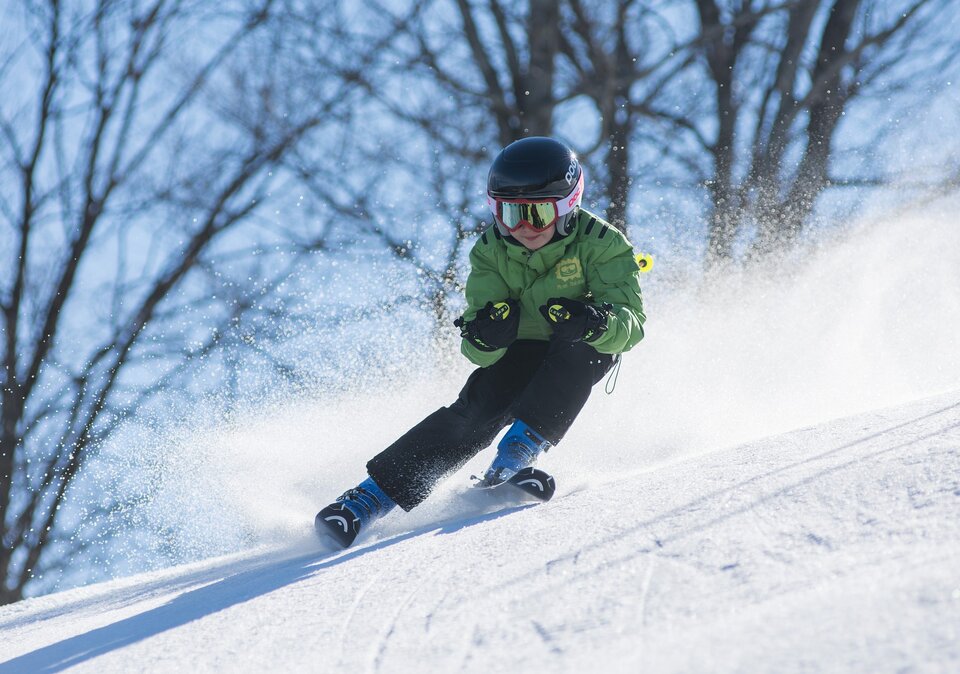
[460,235,512,367]
[584,235,646,354]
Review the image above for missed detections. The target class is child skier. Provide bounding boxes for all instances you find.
[316,136,646,548]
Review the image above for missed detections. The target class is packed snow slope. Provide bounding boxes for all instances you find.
[1,388,959,673]
[3,206,960,672]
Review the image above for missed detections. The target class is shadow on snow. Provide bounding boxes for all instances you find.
[0,503,533,673]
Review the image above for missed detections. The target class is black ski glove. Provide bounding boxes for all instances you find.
[454,299,520,352]
[539,297,610,343]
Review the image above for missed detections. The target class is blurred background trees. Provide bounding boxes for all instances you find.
[2,0,958,603]
[0,0,389,604]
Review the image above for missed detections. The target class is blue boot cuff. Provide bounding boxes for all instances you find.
[358,476,398,516]
[498,419,552,453]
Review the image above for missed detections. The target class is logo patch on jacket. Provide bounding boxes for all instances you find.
[555,257,584,286]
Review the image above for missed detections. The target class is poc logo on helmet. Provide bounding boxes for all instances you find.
[565,159,578,185]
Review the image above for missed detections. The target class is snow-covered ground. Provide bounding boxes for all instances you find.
[3,210,960,672]
[2,388,958,673]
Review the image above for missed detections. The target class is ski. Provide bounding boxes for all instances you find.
[314,503,361,549]
[472,466,556,502]
[507,466,556,501]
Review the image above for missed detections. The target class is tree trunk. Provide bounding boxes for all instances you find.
[521,0,559,137]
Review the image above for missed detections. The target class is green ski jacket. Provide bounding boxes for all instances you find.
[461,209,646,367]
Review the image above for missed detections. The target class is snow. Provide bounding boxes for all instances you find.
[2,389,958,673]
[3,209,960,672]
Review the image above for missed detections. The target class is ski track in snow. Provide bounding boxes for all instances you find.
[1,390,959,673]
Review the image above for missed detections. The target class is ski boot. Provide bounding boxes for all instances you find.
[478,419,552,487]
[315,476,396,548]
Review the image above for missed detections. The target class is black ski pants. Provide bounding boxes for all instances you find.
[367,339,615,511]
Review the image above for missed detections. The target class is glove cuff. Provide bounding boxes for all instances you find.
[465,335,500,352]
[582,303,612,342]
[454,308,512,352]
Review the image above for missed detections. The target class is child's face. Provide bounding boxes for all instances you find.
[514,223,556,250]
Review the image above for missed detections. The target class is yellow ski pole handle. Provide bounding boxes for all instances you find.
[490,301,512,321]
[635,252,654,272]
[547,304,571,323]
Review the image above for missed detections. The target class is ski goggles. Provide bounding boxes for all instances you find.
[487,173,584,233]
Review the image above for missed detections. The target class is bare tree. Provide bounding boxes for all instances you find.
[634,0,959,265]
[348,1,670,244]
[0,0,361,604]
[278,0,619,343]
[557,0,670,233]
[412,0,638,231]
[265,1,515,341]
[285,0,960,297]
[444,0,562,144]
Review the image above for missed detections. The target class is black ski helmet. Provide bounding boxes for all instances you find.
[486,137,584,236]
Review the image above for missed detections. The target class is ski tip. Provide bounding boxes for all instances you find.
[508,467,556,501]
[314,505,360,549]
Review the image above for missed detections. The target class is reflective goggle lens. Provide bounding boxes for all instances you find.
[497,200,559,231]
